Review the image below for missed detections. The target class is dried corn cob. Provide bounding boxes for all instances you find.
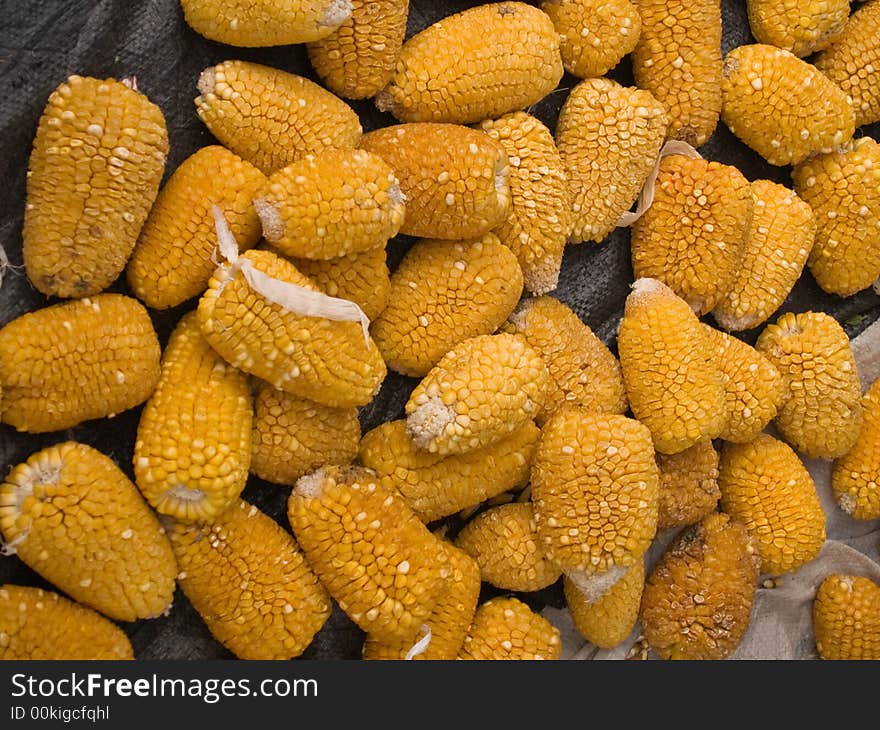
[631,0,722,147]
[640,512,761,660]
[251,380,360,486]
[479,112,570,295]
[288,466,450,642]
[756,311,862,459]
[720,44,855,167]
[134,313,252,523]
[618,279,726,454]
[358,420,539,523]
[747,0,849,57]
[503,296,627,424]
[359,123,510,240]
[792,137,880,297]
[656,441,720,530]
[0,585,133,660]
[405,333,550,456]
[458,596,561,660]
[376,2,563,125]
[127,146,265,310]
[0,294,160,433]
[831,377,880,520]
[0,442,177,622]
[630,155,753,315]
[23,75,168,298]
[813,574,880,660]
[371,235,523,377]
[713,180,816,332]
[195,60,362,175]
[556,78,667,244]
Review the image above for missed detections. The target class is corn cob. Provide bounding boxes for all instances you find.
[371,235,523,378]
[792,137,880,298]
[405,333,550,456]
[0,585,133,660]
[756,311,862,459]
[0,442,177,622]
[631,0,722,147]
[134,313,252,523]
[198,248,386,407]
[307,0,409,99]
[556,78,667,244]
[255,148,405,261]
[713,180,816,332]
[23,75,167,298]
[456,503,562,592]
[375,3,563,125]
[656,441,720,530]
[746,0,849,57]
[251,380,360,486]
[813,574,880,660]
[503,296,627,424]
[479,112,571,295]
[565,559,644,649]
[195,60,362,176]
[288,465,450,642]
[720,44,855,167]
[127,146,265,310]
[359,123,511,240]
[618,279,726,454]
[458,597,562,660]
[0,294,160,433]
[630,155,753,315]
[831,377,880,520]
[180,0,352,46]
[358,420,539,523]
[640,512,761,660]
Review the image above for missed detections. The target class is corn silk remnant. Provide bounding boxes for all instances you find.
[746,0,849,57]
[813,574,880,660]
[656,441,720,530]
[458,597,562,660]
[831,377,880,521]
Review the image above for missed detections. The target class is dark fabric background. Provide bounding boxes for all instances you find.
[0,0,878,659]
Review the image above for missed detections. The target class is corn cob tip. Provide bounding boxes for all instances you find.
[323,0,353,27]
[566,565,629,603]
[626,277,669,311]
[253,198,284,242]
[406,398,455,451]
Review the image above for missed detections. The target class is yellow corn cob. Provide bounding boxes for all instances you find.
[195,60,362,176]
[23,75,168,298]
[713,180,816,332]
[456,503,561,592]
[747,0,849,57]
[0,294,160,433]
[358,420,539,523]
[134,313,252,523]
[307,0,409,99]
[503,296,627,424]
[564,559,644,649]
[533,407,659,600]
[815,0,880,128]
[0,442,177,622]
[405,333,550,456]
[792,137,880,297]
[127,146,266,310]
[631,155,753,315]
[703,325,786,443]
[255,149,405,261]
[359,123,511,240]
[618,279,726,454]
[541,0,641,78]
[458,596,562,660]
[813,574,880,660]
[479,112,571,295]
[656,441,720,530]
[363,542,480,660]
[756,311,862,459]
[721,44,855,167]
[640,512,761,660]
[631,0,722,146]
[375,3,563,125]
[251,380,360,486]
[288,465,450,642]
[180,0,352,46]
[0,585,133,660]
[556,78,667,244]
[720,435,826,576]
[831,378,880,520]
[198,248,386,407]
[371,235,523,378]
